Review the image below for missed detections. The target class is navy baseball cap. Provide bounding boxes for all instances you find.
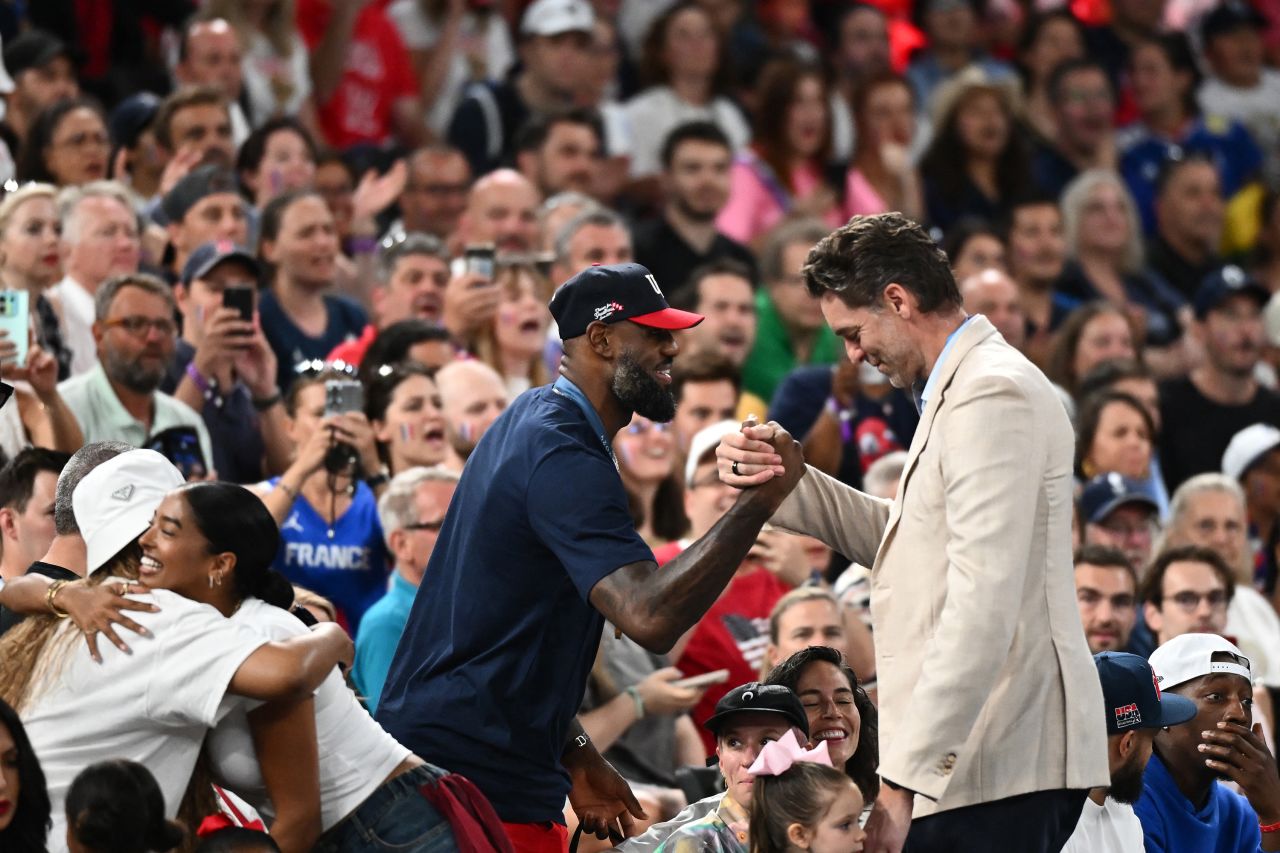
[549,263,703,340]
[1080,473,1158,525]
[1095,652,1196,735]
[109,92,162,150]
[703,682,809,738]
[161,165,240,225]
[1193,264,1269,321]
[1201,0,1268,43]
[181,240,259,286]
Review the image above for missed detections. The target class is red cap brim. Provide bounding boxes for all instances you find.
[629,307,704,330]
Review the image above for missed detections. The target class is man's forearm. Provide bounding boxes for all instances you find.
[601,489,778,652]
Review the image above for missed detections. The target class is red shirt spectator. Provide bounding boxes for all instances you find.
[655,541,790,755]
[297,0,419,148]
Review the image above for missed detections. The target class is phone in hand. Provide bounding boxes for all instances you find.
[222,285,255,326]
[146,426,208,481]
[0,290,30,366]
[464,244,495,280]
[323,380,364,418]
[669,669,731,690]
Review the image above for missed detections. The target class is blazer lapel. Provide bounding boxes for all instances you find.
[874,317,998,570]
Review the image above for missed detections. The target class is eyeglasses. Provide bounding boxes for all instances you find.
[624,420,672,436]
[294,358,357,377]
[103,316,177,338]
[55,130,109,150]
[403,519,446,532]
[1166,589,1229,612]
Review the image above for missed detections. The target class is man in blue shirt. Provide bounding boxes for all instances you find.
[1137,633,1280,852]
[354,466,459,714]
[376,263,805,848]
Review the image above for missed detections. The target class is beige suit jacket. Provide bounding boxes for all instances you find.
[771,316,1108,816]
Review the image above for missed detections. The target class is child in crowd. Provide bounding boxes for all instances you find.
[748,731,866,853]
[64,759,184,853]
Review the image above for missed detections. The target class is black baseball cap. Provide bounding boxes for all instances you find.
[1095,651,1196,735]
[1079,473,1158,525]
[1193,264,1270,321]
[3,29,71,78]
[181,240,259,286]
[161,165,240,225]
[703,682,809,737]
[549,262,703,340]
[1201,0,1267,44]
[109,92,162,150]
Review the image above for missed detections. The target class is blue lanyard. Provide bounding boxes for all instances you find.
[552,376,619,472]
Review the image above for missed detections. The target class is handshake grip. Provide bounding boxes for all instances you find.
[718,418,806,500]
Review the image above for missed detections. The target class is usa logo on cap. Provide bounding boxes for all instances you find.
[1114,703,1141,728]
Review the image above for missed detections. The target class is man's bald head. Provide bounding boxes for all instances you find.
[460,169,540,254]
[960,268,1026,350]
[436,359,510,461]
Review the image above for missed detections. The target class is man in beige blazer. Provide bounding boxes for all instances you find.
[719,213,1108,852]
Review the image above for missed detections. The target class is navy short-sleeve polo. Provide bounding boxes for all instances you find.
[375,383,654,824]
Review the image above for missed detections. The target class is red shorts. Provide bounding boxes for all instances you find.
[502,821,569,853]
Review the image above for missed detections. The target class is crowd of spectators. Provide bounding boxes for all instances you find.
[0,0,1277,849]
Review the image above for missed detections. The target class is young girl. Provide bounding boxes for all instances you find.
[749,731,866,853]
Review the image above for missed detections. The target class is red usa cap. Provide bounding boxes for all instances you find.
[549,263,703,340]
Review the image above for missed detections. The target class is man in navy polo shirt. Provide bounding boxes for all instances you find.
[376,263,805,851]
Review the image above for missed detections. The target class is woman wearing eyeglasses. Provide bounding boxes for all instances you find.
[252,365,388,634]
[14,99,110,188]
[616,412,685,547]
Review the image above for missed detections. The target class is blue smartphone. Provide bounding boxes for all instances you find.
[0,290,29,367]
[145,426,208,481]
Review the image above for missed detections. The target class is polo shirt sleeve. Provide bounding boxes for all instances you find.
[527,445,654,604]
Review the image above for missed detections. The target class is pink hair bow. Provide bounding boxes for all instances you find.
[747,729,833,777]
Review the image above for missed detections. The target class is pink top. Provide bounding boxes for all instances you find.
[716,154,846,244]
[845,168,891,217]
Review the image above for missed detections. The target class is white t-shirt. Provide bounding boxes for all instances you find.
[1198,70,1280,182]
[242,31,313,127]
[622,87,752,178]
[21,590,267,853]
[1227,586,1280,689]
[48,275,97,377]
[206,598,410,830]
[1059,795,1144,853]
[386,2,514,135]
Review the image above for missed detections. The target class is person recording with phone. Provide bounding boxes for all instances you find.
[165,241,293,483]
[251,365,389,633]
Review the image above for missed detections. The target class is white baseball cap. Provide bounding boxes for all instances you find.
[1149,633,1251,692]
[73,449,184,573]
[520,0,595,37]
[1221,423,1280,482]
[685,420,742,488]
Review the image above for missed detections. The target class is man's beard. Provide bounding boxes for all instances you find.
[612,349,675,422]
[446,421,478,461]
[1108,749,1148,804]
[674,194,718,225]
[103,350,165,394]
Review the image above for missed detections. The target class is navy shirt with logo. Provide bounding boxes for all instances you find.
[376,381,654,824]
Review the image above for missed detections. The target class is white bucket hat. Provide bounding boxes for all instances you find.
[73,449,184,573]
